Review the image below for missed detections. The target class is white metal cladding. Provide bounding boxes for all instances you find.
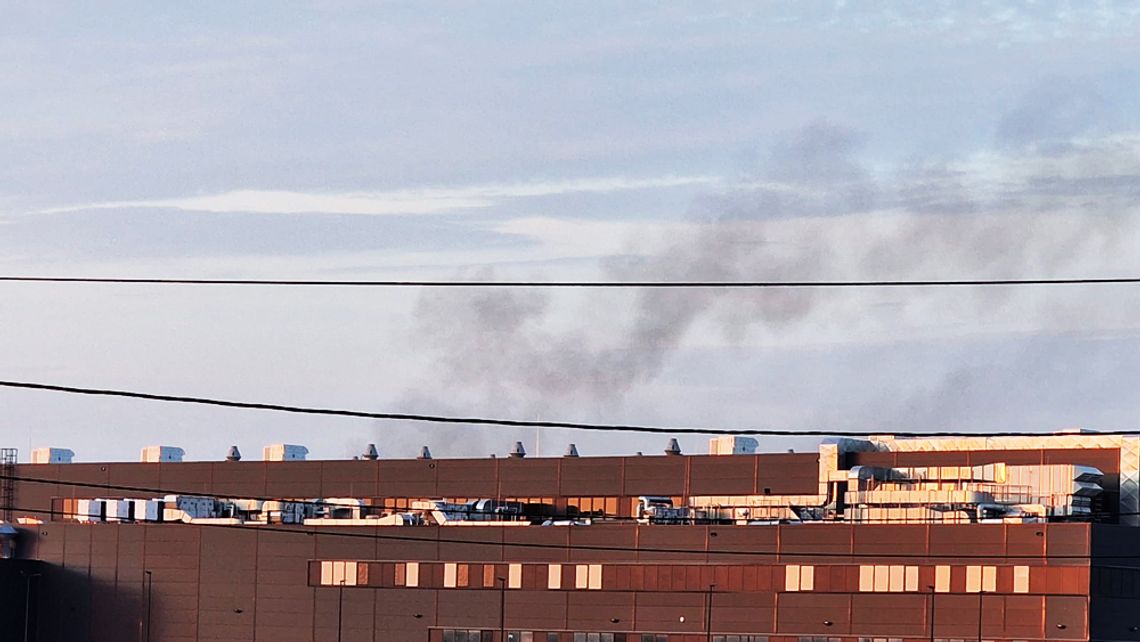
[867,434,1140,526]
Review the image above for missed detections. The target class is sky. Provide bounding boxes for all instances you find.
[3,2,1140,462]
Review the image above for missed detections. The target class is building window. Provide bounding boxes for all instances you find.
[934,565,950,592]
[785,565,814,591]
[509,563,523,589]
[1014,566,1030,593]
[319,560,357,586]
[548,564,562,589]
[588,564,603,590]
[406,562,419,587]
[905,566,918,592]
[576,565,589,589]
[445,563,458,588]
[965,566,996,593]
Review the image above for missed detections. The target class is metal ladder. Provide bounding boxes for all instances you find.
[0,448,16,522]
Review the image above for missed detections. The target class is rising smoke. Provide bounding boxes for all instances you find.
[387,112,1140,456]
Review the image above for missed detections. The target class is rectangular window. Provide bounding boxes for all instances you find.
[549,564,562,589]
[321,561,333,586]
[576,565,589,589]
[445,563,458,588]
[888,565,904,592]
[935,565,950,593]
[786,565,801,591]
[589,564,603,590]
[966,566,981,593]
[395,563,406,586]
[1014,566,1030,593]
[859,565,874,592]
[982,566,996,592]
[509,563,523,589]
[458,564,469,587]
[905,566,919,592]
[800,565,814,591]
[484,565,495,588]
[873,565,889,592]
[406,562,419,587]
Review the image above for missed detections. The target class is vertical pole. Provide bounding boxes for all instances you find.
[706,584,715,642]
[145,570,153,642]
[928,585,936,642]
[22,572,33,642]
[977,591,984,642]
[498,576,506,642]
[337,580,345,642]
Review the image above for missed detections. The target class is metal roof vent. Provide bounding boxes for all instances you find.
[664,438,682,456]
[509,441,526,458]
[362,444,379,460]
[564,443,579,457]
[418,446,432,460]
[226,446,242,461]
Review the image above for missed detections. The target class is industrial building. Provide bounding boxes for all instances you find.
[2,432,1140,641]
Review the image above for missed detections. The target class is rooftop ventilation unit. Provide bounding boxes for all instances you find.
[141,446,184,463]
[362,444,379,461]
[708,436,758,455]
[418,446,432,460]
[564,443,580,457]
[664,438,682,456]
[226,446,242,462]
[509,441,526,458]
[263,444,308,461]
[30,447,74,464]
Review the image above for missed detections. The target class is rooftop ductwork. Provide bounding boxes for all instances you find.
[263,444,308,462]
[30,447,74,464]
[141,446,184,463]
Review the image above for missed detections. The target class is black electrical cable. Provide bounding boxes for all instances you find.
[5,379,1140,438]
[2,276,1140,288]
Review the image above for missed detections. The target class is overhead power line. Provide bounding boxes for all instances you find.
[2,276,1140,288]
[4,378,1140,438]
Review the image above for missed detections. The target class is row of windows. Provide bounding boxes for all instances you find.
[440,633,765,642]
[371,496,651,516]
[318,560,1069,594]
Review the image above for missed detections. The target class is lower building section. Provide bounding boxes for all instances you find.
[12,521,1140,641]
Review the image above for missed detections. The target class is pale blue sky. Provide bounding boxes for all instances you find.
[2,2,1140,461]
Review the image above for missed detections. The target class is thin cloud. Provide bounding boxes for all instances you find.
[35,174,720,217]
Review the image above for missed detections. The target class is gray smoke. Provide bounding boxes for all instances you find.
[390,118,1140,453]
